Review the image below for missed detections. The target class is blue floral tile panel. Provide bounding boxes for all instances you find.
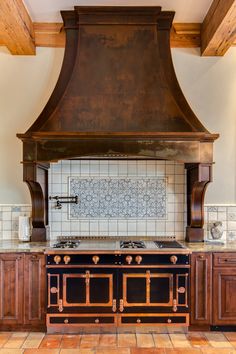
[69,177,167,219]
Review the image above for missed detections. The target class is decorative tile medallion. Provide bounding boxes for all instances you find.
[69,177,167,219]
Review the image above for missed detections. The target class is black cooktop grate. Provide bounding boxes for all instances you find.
[154,241,184,249]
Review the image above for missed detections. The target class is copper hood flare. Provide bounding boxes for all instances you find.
[17,6,219,242]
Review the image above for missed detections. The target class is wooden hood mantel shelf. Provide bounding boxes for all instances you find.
[17,6,219,242]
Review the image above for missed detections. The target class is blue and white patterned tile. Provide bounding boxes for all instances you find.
[69,177,167,219]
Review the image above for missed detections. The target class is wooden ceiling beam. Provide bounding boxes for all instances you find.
[33,22,202,49]
[0,0,35,55]
[201,0,236,56]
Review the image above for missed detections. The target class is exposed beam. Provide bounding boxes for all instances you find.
[0,0,35,55]
[34,23,65,48]
[201,0,236,56]
[33,22,202,49]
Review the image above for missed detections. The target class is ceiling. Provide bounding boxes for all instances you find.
[23,0,213,23]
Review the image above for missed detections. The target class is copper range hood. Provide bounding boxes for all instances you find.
[17,6,219,242]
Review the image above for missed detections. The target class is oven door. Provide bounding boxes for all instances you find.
[119,268,189,314]
[47,268,117,314]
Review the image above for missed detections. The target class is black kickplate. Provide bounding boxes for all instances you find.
[211,325,236,332]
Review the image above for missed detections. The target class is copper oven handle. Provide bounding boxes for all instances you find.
[58,299,63,312]
[112,299,117,312]
[119,299,124,312]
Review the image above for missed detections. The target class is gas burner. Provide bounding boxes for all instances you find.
[53,241,80,249]
[154,241,184,249]
[120,240,146,249]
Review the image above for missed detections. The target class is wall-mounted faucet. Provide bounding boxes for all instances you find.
[49,196,79,209]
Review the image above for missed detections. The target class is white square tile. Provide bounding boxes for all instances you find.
[166,165,174,174]
[127,222,137,232]
[147,221,155,232]
[137,221,146,232]
[109,221,118,232]
[99,222,109,232]
[90,221,99,232]
[80,222,89,232]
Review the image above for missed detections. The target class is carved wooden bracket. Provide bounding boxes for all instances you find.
[185,163,212,242]
[23,162,49,242]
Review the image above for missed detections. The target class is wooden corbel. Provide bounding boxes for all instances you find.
[23,162,49,242]
[185,163,212,242]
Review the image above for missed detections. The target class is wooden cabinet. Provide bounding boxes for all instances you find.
[0,253,45,330]
[0,254,24,326]
[190,253,212,326]
[24,253,46,327]
[213,253,236,325]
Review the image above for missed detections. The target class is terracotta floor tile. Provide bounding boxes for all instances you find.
[130,349,166,354]
[118,334,137,347]
[22,333,45,349]
[136,334,154,348]
[99,334,117,347]
[201,348,236,354]
[61,350,95,354]
[204,332,233,348]
[169,334,191,348]
[153,334,173,348]
[224,333,236,348]
[0,350,23,354]
[186,332,210,347]
[61,334,81,348]
[96,349,130,354]
[3,332,29,349]
[0,334,12,348]
[23,350,60,354]
[80,334,100,348]
[164,349,201,354]
[39,335,62,349]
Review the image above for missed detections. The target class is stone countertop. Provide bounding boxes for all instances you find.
[1,239,236,253]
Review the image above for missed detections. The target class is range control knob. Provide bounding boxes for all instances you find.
[170,255,178,264]
[135,255,142,264]
[64,255,71,264]
[126,255,133,265]
[53,255,61,264]
[92,255,100,264]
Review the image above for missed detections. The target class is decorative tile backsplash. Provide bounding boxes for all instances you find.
[204,205,236,242]
[48,160,186,240]
[0,204,31,240]
[69,177,167,219]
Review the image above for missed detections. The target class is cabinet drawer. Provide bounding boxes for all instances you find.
[47,314,116,326]
[214,253,236,267]
[118,314,189,326]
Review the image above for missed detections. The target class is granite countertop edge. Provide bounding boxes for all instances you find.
[0,240,236,253]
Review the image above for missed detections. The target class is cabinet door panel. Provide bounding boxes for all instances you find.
[0,254,24,325]
[213,268,236,325]
[24,253,46,326]
[190,253,212,325]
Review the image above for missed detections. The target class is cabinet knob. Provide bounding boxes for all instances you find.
[95,318,100,324]
[126,255,133,265]
[54,255,61,264]
[92,255,100,265]
[198,255,204,259]
[170,255,178,264]
[50,287,58,294]
[64,318,69,324]
[64,255,71,264]
[167,318,172,324]
[136,318,141,324]
[135,255,142,264]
